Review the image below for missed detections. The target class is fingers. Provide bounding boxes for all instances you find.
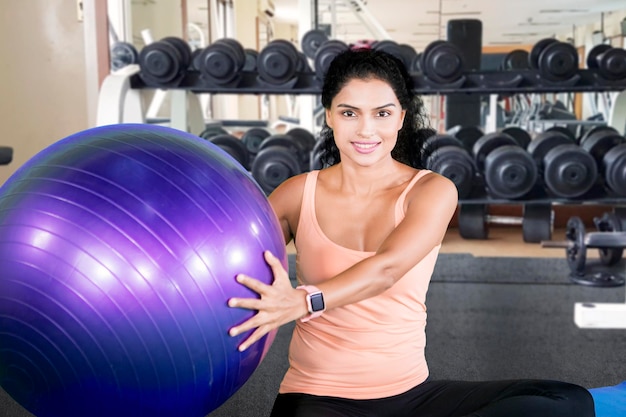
[234,326,271,352]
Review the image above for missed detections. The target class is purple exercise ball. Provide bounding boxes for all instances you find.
[0,124,286,417]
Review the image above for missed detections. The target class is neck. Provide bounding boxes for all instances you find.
[333,159,402,195]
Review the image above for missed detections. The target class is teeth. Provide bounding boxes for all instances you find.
[354,142,377,149]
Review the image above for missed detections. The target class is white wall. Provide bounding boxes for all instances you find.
[0,0,89,186]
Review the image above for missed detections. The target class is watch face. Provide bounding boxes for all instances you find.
[310,292,325,312]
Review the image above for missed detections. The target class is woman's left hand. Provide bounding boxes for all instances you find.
[228,251,307,351]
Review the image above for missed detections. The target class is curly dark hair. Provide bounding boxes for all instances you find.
[317,48,432,168]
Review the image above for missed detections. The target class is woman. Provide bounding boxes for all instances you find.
[227,48,595,417]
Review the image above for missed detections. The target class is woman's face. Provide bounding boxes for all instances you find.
[325,77,406,167]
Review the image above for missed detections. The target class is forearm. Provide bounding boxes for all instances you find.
[313,253,398,311]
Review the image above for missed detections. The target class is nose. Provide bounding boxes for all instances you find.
[357,117,375,138]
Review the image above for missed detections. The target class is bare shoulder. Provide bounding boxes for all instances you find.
[268,172,308,218]
[406,170,458,208]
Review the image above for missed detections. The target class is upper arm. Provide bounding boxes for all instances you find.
[267,174,307,244]
[376,172,458,279]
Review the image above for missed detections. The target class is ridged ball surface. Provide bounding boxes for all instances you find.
[0,124,285,417]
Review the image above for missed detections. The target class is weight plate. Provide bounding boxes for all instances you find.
[425,146,475,199]
[545,126,576,142]
[543,144,598,198]
[537,41,579,82]
[603,143,626,197]
[209,134,250,170]
[578,125,619,146]
[287,127,317,152]
[565,216,586,275]
[259,134,307,172]
[138,40,182,84]
[526,130,573,167]
[484,145,537,199]
[301,29,329,60]
[421,40,464,84]
[252,146,302,195]
[422,134,465,166]
[241,127,271,156]
[594,212,624,266]
[257,39,299,85]
[580,130,626,166]
[529,38,558,70]
[586,44,612,69]
[451,126,484,151]
[314,39,349,80]
[502,49,530,70]
[501,126,532,149]
[111,41,139,71]
[162,37,192,69]
[398,44,419,72]
[217,38,246,65]
[372,40,414,70]
[472,132,518,172]
[198,41,242,84]
[597,47,626,81]
[199,125,228,140]
[458,204,488,240]
[522,204,553,243]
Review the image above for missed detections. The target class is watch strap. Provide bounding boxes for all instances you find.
[296,285,325,322]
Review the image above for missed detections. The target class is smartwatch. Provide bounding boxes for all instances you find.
[296,285,325,322]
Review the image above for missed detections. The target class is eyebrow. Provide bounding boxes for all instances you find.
[336,103,397,110]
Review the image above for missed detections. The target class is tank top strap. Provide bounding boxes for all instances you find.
[394,169,432,223]
[296,170,320,236]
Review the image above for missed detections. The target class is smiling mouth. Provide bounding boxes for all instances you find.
[353,142,379,150]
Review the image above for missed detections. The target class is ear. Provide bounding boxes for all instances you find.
[325,108,333,129]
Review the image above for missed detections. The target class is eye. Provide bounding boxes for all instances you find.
[377,110,391,117]
[341,110,357,117]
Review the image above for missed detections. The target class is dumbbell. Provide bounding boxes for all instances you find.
[501,49,530,70]
[110,41,139,71]
[314,39,350,80]
[593,211,624,266]
[586,44,626,81]
[371,40,418,72]
[447,125,484,151]
[301,29,329,60]
[419,40,465,84]
[257,40,301,85]
[241,127,272,160]
[578,125,618,146]
[251,132,313,194]
[541,216,626,286]
[529,38,579,82]
[472,132,538,200]
[457,203,553,242]
[138,36,192,86]
[527,130,598,198]
[501,126,531,149]
[195,38,246,85]
[199,125,229,140]
[208,134,251,170]
[0,146,13,165]
[421,134,476,199]
[580,129,626,197]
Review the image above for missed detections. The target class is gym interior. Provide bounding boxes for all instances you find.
[1,1,625,416]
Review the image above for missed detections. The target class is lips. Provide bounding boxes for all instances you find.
[352,141,380,154]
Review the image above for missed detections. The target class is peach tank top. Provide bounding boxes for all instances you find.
[278,169,440,399]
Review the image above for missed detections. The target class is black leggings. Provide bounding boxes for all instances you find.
[269,379,595,417]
